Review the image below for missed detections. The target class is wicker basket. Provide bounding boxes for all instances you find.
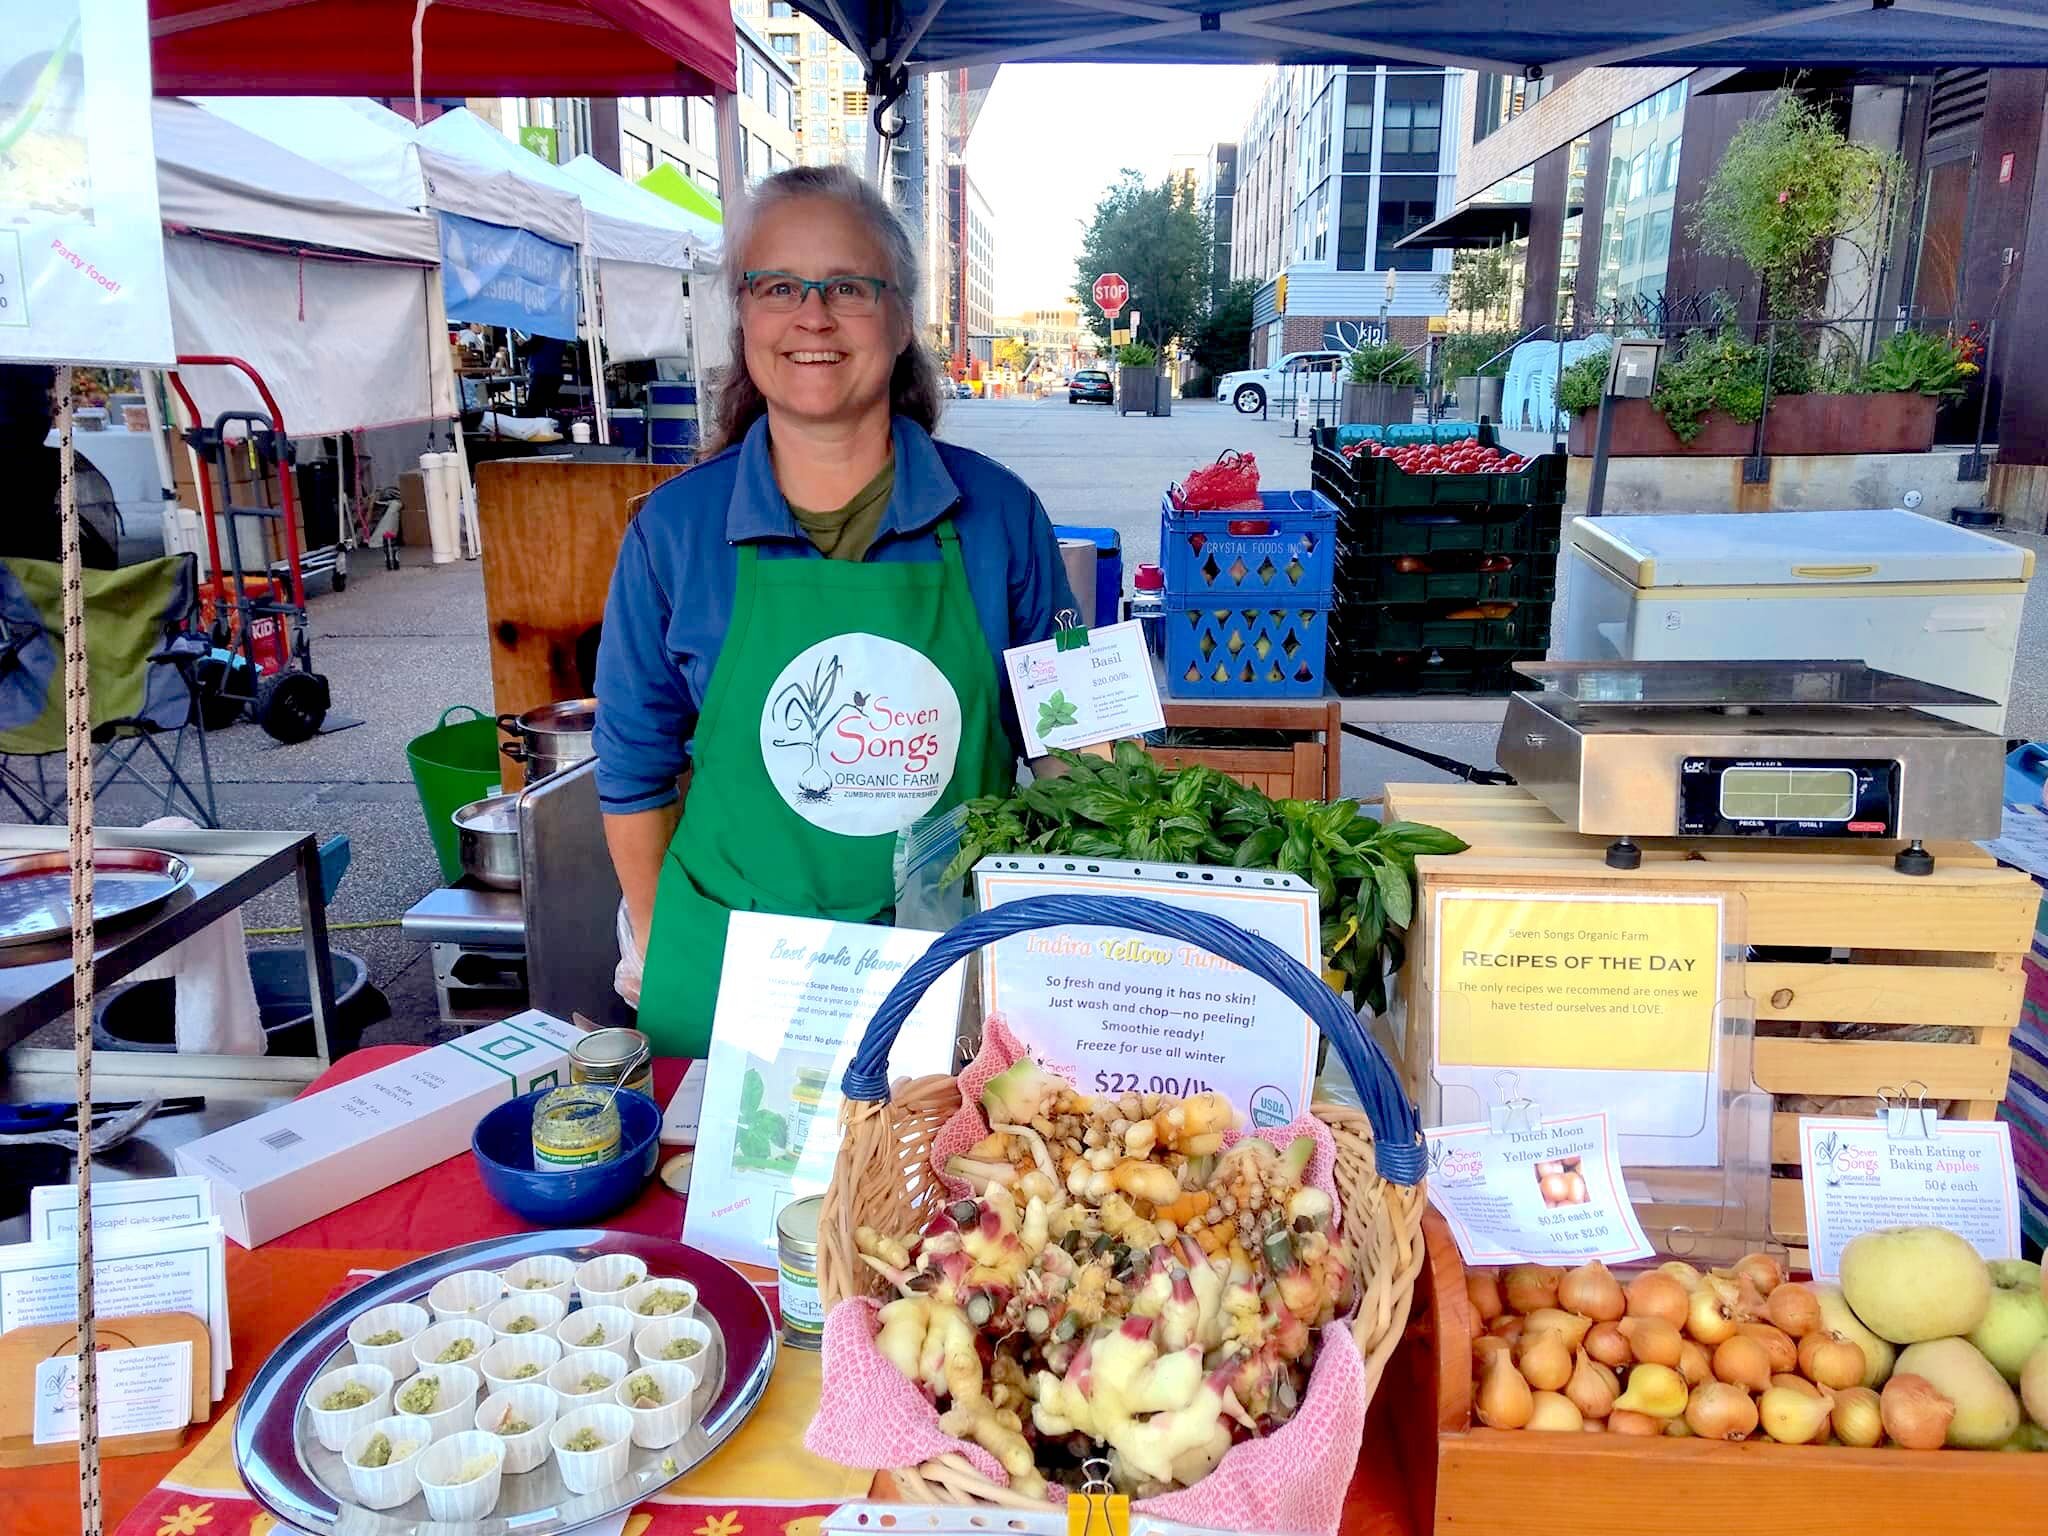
[818,893,1430,1510]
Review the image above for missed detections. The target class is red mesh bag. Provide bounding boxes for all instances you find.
[1172,450,1262,511]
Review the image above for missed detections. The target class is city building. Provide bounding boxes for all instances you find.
[746,0,871,168]
[996,304,1091,372]
[1228,66,1460,366]
[1203,144,1237,300]
[949,165,997,366]
[886,72,955,343]
[1436,64,2048,524]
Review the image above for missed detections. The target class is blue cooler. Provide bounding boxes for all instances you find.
[648,381,699,463]
[1051,524,1123,630]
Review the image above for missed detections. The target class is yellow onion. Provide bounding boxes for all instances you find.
[1559,1260,1626,1322]
[1612,1363,1687,1419]
[1624,1271,1690,1330]
[1765,1281,1822,1339]
[1466,1270,1503,1325]
[1880,1374,1954,1450]
[1737,1322,1798,1374]
[1797,1331,1865,1392]
[1473,1336,1512,1375]
[1664,1417,1693,1438]
[1517,1329,1572,1392]
[1759,1384,1835,1444]
[1607,1410,1662,1436]
[1771,1372,1822,1398]
[1565,1349,1618,1420]
[1503,1265,1563,1314]
[1585,1321,1631,1369]
[1657,1260,1704,1293]
[1582,1418,1606,1432]
[1519,1308,1593,1351]
[1526,1391,1584,1432]
[1490,1315,1525,1347]
[1832,1386,1884,1448]
[1685,1381,1760,1441]
[1686,1284,1739,1345]
[1676,1340,1713,1388]
[1618,1316,1683,1368]
[1712,1334,1772,1392]
[1477,1345,1534,1429]
[1733,1251,1785,1296]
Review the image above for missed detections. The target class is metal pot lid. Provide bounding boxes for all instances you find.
[516,698,598,734]
[453,792,521,835]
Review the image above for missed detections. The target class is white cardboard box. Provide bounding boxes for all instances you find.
[174,1011,579,1247]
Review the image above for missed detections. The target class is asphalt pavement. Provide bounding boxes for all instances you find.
[11,392,2045,1047]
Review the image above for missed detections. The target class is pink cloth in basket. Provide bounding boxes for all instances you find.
[805,1018,1369,1536]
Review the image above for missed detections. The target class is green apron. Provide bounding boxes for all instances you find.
[636,519,1013,1056]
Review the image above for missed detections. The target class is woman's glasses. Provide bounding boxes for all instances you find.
[740,271,890,316]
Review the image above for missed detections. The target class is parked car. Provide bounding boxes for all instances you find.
[1214,350,1346,414]
[1069,369,1113,405]
[952,381,975,399]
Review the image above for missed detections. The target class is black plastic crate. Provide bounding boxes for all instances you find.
[1332,602,1550,651]
[1310,441,1567,513]
[1327,644,1549,697]
[1333,545,1557,605]
[1339,502,1562,558]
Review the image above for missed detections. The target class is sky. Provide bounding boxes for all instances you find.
[964,64,1272,315]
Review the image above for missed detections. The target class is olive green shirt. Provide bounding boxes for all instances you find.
[787,462,896,562]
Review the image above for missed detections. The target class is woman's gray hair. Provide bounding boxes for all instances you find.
[699,164,946,457]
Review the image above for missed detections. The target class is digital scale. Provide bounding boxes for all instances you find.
[1495,660,2006,874]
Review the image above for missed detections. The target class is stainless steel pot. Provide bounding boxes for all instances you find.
[499,697,597,785]
[453,792,522,889]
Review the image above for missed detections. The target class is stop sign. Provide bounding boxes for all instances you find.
[1092,272,1129,318]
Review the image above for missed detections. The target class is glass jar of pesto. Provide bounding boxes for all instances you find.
[531,1085,622,1169]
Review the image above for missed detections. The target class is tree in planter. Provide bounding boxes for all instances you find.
[1436,329,1521,383]
[1345,340,1423,386]
[1116,342,1159,368]
[1691,90,1906,322]
[1436,248,1515,328]
[1191,278,1258,380]
[1071,170,1212,353]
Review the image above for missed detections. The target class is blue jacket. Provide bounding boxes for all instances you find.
[594,414,1076,815]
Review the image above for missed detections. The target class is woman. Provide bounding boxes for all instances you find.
[595,165,1076,1056]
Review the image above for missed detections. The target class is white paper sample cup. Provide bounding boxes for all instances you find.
[615,1361,696,1448]
[480,1334,563,1396]
[548,1349,625,1409]
[417,1428,505,1521]
[395,1362,480,1441]
[348,1303,430,1377]
[501,1254,576,1306]
[306,1362,393,1452]
[557,1304,635,1364]
[575,1254,648,1308]
[428,1268,506,1323]
[623,1277,698,1324]
[487,1291,567,1342]
[549,1404,634,1495]
[342,1413,433,1509]
[476,1383,559,1474]
[633,1315,715,1390]
[411,1318,495,1373]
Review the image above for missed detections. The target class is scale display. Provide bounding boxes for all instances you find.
[1679,757,1901,838]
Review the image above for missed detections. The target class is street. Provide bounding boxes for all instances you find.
[15,395,2047,1045]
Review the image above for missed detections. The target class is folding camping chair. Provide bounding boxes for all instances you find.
[0,552,219,828]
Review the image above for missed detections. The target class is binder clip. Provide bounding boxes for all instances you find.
[1055,607,1090,653]
[1067,1458,1128,1536]
[1487,1071,1538,1135]
[1877,1082,1935,1141]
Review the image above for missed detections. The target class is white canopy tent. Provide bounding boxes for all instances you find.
[153,98,456,440]
[559,154,710,365]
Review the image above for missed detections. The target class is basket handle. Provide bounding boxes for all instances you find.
[841,893,1425,1185]
[435,704,490,729]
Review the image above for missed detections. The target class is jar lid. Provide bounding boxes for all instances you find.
[776,1194,824,1254]
[573,1028,651,1067]
[1133,563,1164,590]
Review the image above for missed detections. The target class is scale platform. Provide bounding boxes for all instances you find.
[1496,660,2006,872]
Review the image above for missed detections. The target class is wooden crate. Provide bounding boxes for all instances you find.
[1383,784,2036,1258]
[1414,1211,2047,1535]
[1145,698,1342,800]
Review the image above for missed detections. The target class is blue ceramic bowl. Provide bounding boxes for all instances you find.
[472,1087,661,1224]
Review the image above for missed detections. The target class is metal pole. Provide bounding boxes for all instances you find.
[1552,328,1565,443]
[1744,320,1775,484]
[1961,319,1995,482]
[1586,388,1616,518]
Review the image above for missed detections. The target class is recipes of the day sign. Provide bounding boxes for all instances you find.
[1430,890,1728,1167]
[974,860,1319,1127]
[0,0,175,366]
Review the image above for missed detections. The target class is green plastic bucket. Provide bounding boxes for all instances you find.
[407,704,505,883]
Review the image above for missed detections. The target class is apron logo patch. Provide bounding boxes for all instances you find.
[762,633,962,836]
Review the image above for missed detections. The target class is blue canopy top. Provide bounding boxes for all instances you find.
[799,0,2048,81]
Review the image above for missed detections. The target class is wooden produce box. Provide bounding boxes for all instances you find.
[1382,784,2036,1264]
[1415,1211,2046,1535]
[1146,696,1342,800]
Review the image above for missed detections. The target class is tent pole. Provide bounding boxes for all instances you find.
[715,91,747,220]
[1225,18,1513,71]
[1891,0,2048,28]
[1539,0,1869,73]
[582,249,611,446]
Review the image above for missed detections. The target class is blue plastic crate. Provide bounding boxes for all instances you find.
[1163,599,1332,699]
[1160,489,1336,602]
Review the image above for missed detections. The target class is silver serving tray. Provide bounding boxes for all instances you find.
[0,847,193,947]
[236,1230,778,1536]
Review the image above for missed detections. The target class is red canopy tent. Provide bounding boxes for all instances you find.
[149,0,736,97]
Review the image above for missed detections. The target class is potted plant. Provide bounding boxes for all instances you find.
[1437,328,1519,422]
[1341,340,1424,426]
[1116,341,1163,417]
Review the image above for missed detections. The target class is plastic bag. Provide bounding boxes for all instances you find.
[1172,450,1262,511]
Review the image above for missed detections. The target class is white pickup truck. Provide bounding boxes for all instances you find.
[1214,350,1347,414]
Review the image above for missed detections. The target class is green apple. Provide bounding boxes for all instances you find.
[1967,1260,2048,1381]
[1895,1338,2021,1448]
[2024,1339,2048,1431]
[1839,1226,1991,1344]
